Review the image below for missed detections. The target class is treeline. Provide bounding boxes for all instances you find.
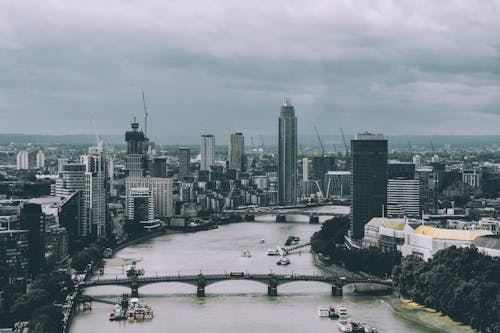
[9,272,74,332]
[310,216,400,278]
[393,246,500,333]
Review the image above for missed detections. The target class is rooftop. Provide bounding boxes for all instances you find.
[366,217,406,230]
[413,226,493,241]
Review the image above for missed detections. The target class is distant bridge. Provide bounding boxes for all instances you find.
[80,272,392,297]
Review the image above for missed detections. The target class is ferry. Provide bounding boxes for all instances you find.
[338,319,353,332]
[276,257,290,265]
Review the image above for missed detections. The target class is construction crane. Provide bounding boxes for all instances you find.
[340,128,349,155]
[300,144,305,159]
[142,91,149,139]
[340,128,351,171]
[259,135,265,153]
[314,126,325,157]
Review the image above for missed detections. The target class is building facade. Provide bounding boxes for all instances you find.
[200,134,215,171]
[351,132,388,239]
[16,150,29,170]
[387,179,420,217]
[178,148,191,178]
[229,132,245,171]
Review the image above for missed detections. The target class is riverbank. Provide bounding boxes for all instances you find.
[383,296,478,333]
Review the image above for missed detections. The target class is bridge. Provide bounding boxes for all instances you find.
[80,272,392,298]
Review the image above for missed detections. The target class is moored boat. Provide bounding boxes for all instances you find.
[338,305,348,317]
[266,248,279,256]
[317,306,330,317]
[338,319,353,332]
[276,257,290,265]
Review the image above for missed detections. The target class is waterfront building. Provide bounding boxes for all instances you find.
[0,229,30,285]
[36,151,45,169]
[126,177,173,218]
[387,179,420,217]
[400,225,493,260]
[278,97,297,205]
[362,217,406,252]
[127,187,154,222]
[351,132,388,239]
[229,132,245,172]
[200,134,215,171]
[57,191,82,242]
[178,148,191,178]
[16,150,28,170]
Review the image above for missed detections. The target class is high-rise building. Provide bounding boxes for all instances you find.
[16,150,29,170]
[55,163,87,236]
[351,132,388,239]
[126,177,173,218]
[278,97,297,205]
[387,179,420,217]
[19,203,45,277]
[125,119,146,177]
[36,151,45,169]
[312,155,336,193]
[415,166,437,214]
[388,161,415,180]
[178,148,191,178]
[229,132,245,171]
[150,157,167,178]
[0,229,30,284]
[81,145,107,237]
[127,187,154,222]
[302,158,309,182]
[200,134,215,171]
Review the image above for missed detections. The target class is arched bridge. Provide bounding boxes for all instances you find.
[81,273,392,297]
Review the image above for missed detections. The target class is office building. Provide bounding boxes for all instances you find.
[178,148,191,178]
[229,132,245,171]
[16,150,28,170]
[387,179,420,217]
[278,97,297,205]
[415,166,437,214]
[151,157,167,178]
[351,132,388,239]
[36,151,45,169]
[388,161,415,180]
[200,134,215,171]
[325,171,352,198]
[0,229,30,284]
[127,187,154,222]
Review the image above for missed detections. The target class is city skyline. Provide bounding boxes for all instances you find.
[1,1,500,140]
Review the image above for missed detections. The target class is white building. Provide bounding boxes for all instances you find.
[302,157,309,182]
[200,134,215,171]
[36,151,45,169]
[387,179,420,217]
[400,225,493,260]
[16,150,29,170]
[81,145,107,237]
[362,217,407,252]
[126,177,173,218]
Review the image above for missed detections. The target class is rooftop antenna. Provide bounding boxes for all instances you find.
[142,91,149,138]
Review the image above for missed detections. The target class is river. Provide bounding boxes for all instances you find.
[70,210,438,333]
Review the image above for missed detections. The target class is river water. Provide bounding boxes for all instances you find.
[71,209,438,333]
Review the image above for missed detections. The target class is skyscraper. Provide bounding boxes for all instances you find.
[200,134,215,171]
[351,132,387,239]
[228,132,245,171]
[19,203,45,277]
[178,148,191,178]
[278,97,297,205]
[16,150,29,170]
[125,118,146,177]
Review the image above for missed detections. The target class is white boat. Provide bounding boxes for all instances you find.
[338,319,353,332]
[338,305,348,317]
[276,257,290,265]
[328,305,340,318]
[266,249,279,256]
[317,306,330,317]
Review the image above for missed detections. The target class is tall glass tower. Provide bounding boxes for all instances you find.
[278,97,297,205]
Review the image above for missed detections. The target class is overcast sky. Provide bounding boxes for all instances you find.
[0,1,499,144]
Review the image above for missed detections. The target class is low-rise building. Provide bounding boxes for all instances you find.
[362,217,407,252]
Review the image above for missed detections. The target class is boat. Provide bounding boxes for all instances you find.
[351,321,366,333]
[126,297,153,322]
[338,319,353,332]
[338,305,348,317]
[240,250,252,258]
[317,306,330,317]
[276,257,290,265]
[266,248,279,256]
[259,239,265,244]
[359,322,376,333]
[328,305,340,318]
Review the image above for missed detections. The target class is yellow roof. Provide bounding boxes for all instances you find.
[366,217,406,230]
[413,226,493,241]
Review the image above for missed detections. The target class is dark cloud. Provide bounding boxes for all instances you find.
[0,0,499,143]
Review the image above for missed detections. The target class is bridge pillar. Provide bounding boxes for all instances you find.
[131,282,139,298]
[267,285,278,296]
[197,276,206,297]
[331,284,343,297]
